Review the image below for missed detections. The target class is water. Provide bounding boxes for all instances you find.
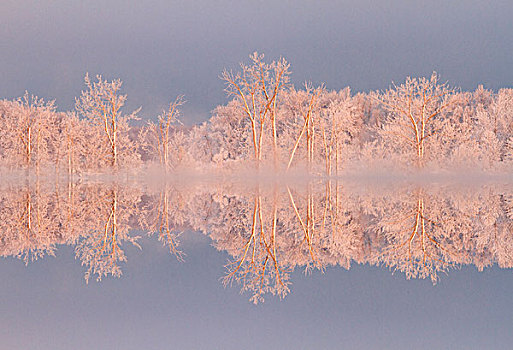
[1,176,513,349]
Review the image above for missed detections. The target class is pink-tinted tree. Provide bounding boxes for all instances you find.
[373,73,456,168]
[75,74,140,171]
[221,52,290,168]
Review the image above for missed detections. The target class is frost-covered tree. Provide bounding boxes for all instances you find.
[75,74,140,170]
[144,96,185,170]
[434,88,500,168]
[221,52,290,168]
[280,84,325,172]
[60,112,90,175]
[373,72,455,168]
[0,94,57,171]
[491,89,513,162]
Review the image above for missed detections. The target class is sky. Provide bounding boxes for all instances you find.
[1,0,513,124]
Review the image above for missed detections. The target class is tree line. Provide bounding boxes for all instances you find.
[1,53,513,174]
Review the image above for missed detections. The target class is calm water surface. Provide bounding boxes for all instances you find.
[1,178,513,349]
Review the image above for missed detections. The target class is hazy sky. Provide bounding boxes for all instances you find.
[1,0,512,123]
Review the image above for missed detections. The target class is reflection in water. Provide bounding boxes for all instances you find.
[74,185,142,281]
[1,178,512,302]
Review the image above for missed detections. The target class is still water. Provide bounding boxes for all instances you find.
[1,177,513,349]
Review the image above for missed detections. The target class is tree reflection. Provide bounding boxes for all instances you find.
[372,188,464,282]
[220,185,291,304]
[140,183,186,260]
[0,180,61,262]
[74,185,142,282]
[0,178,512,302]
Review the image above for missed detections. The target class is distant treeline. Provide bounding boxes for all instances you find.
[1,53,512,174]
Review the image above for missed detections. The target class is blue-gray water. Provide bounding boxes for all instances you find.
[2,235,513,350]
